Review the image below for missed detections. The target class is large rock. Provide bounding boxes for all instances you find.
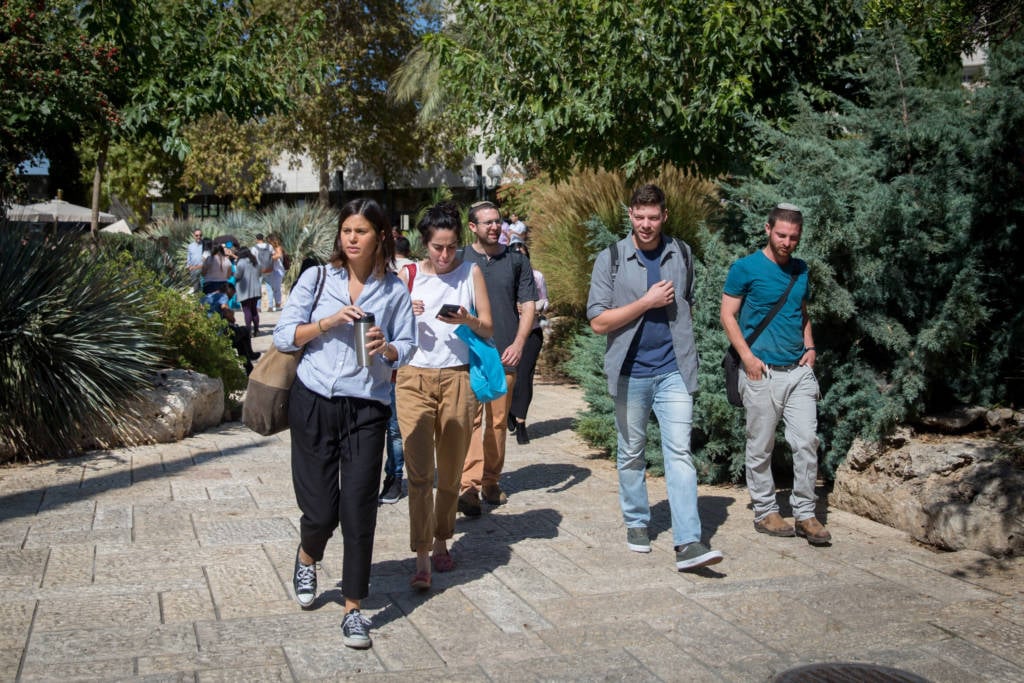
[832,432,1023,556]
[79,369,225,449]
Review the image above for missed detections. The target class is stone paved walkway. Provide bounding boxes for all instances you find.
[1,373,1022,681]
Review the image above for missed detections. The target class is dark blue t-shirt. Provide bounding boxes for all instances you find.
[621,240,678,378]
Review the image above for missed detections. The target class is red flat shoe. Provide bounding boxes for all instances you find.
[431,552,455,573]
[410,570,431,591]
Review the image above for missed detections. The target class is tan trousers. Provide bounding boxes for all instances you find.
[461,372,517,495]
[395,365,477,553]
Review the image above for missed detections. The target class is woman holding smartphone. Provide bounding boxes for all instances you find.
[273,198,415,649]
[396,202,492,590]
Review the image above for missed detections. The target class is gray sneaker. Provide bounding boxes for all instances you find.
[675,542,723,570]
[341,609,372,649]
[626,527,651,553]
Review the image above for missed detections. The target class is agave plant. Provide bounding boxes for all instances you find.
[219,210,260,247]
[258,203,338,287]
[0,231,164,459]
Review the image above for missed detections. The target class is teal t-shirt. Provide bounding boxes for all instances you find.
[723,251,809,365]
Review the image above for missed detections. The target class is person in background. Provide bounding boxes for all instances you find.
[266,233,286,311]
[233,246,262,337]
[380,234,417,505]
[396,201,492,589]
[273,198,415,650]
[507,212,528,248]
[186,228,205,292]
[202,281,260,373]
[252,233,274,311]
[458,200,536,516]
[507,243,547,445]
[201,243,232,294]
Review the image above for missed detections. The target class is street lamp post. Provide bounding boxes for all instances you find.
[463,161,503,201]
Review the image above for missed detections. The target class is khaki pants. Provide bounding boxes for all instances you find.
[461,372,517,495]
[396,365,477,553]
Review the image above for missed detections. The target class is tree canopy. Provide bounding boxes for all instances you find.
[396,0,862,179]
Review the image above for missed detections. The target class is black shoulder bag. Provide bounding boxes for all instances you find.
[722,271,799,407]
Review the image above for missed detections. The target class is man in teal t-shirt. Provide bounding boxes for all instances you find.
[720,203,831,546]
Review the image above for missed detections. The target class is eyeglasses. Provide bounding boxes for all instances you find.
[474,219,502,227]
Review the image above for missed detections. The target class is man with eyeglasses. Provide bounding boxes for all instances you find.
[186,229,205,292]
[458,201,537,516]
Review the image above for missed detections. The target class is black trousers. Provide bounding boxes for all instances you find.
[510,327,543,420]
[289,379,388,601]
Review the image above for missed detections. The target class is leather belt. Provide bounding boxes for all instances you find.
[767,363,800,372]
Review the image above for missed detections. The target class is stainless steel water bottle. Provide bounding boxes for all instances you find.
[354,312,375,367]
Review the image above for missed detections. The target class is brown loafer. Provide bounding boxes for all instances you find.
[795,517,832,545]
[753,512,795,537]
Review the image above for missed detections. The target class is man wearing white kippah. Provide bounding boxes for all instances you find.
[720,203,831,546]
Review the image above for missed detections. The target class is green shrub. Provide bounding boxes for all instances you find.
[151,284,247,396]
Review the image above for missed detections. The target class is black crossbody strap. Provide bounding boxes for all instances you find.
[744,269,799,347]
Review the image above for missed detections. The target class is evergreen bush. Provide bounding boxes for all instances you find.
[720,27,1024,474]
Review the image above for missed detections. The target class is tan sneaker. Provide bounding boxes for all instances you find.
[753,512,795,537]
[795,517,832,545]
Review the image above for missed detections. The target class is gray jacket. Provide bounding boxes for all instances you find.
[586,235,699,397]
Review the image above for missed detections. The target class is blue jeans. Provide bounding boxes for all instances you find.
[614,370,702,547]
[384,382,404,479]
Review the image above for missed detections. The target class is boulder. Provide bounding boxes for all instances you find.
[832,432,1023,556]
[79,369,224,449]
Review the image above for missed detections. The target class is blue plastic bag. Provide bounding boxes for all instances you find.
[454,324,507,403]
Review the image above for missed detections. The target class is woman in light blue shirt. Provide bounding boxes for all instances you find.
[273,198,416,650]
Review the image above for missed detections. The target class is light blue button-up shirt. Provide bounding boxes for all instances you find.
[273,264,416,405]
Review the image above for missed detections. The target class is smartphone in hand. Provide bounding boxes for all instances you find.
[437,304,461,318]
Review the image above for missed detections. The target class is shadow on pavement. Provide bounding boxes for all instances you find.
[363,507,563,629]
[499,462,590,495]
[0,436,269,523]
[649,494,735,545]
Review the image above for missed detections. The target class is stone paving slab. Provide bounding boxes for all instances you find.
[1,378,1022,682]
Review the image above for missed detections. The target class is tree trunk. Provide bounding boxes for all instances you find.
[90,136,109,242]
[318,163,330,206]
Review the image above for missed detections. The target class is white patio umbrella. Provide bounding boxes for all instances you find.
[7,198,116,224]
[100,219,132,234]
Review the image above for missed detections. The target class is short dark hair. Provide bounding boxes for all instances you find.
[629,184,666,210]
[468,200,499,224]
[330,198,394,276]
[255,233,265,240]
[768,203,804,229]
[417,202,463,244]
[394,235,411,256]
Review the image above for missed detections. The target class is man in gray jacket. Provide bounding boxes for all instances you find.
[587,184,722,571]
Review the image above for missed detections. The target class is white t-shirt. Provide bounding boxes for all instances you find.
[508,220,527,244]
[408,261,476,369]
